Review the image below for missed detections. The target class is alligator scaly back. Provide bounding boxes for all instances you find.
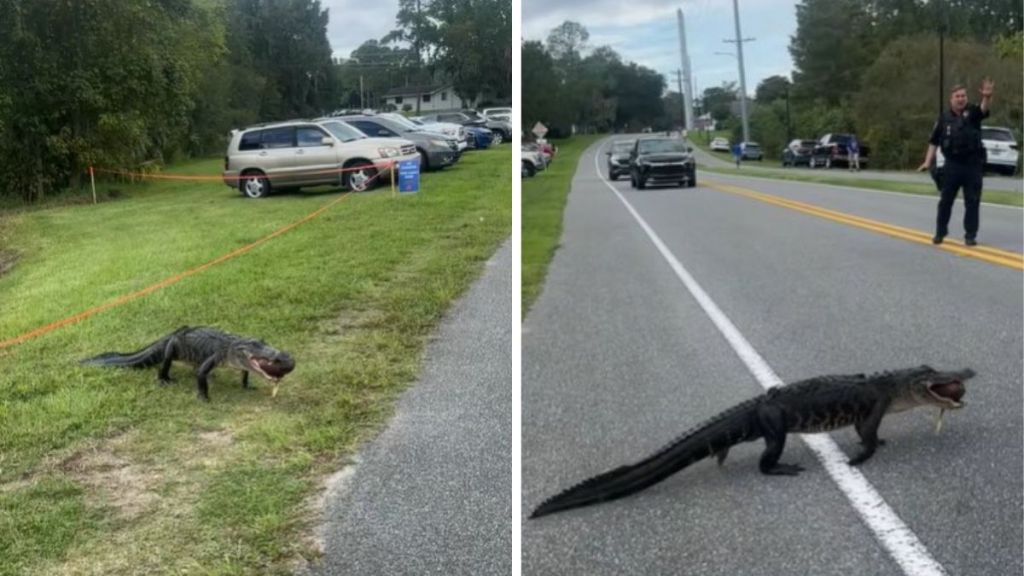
[530,396,765,518]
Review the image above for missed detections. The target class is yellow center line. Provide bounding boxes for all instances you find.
[705,180,1024,271]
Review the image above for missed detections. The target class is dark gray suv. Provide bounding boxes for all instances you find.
[336,115,460,171]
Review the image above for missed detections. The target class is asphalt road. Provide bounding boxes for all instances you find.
[522,137,1022,575]
[691,145,1024,193]
[311,241,511,576]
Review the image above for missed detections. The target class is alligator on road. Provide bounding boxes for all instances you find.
[81,326,295,401]
[531,366,973,518]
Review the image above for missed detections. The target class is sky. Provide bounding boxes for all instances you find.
[522,0,800,97]
[322,0,800,98]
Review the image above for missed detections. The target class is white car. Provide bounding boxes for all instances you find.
[383,113,469,151]
[482,107,512,119]
[710,137,730,152]
[935,126,1019,175]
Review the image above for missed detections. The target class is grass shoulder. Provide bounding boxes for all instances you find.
[0,147,511,574]
[522,134,604,315]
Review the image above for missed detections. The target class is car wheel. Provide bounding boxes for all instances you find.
[522,161,535,178]
[825,157,831,169]
[608,170,617,181]
[240,171,271,199]
[417,148,431,171]
[637,177,646,189]
[630,175,636,188]
[344,161,377,192]
[491,131,504,145]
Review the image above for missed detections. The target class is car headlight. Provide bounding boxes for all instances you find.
[378,146,400,158]
[430,139,448,147]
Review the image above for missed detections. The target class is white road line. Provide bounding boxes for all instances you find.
[592,139,948,576]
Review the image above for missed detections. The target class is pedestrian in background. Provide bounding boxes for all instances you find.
[732,143,742,168]
[848,135,860,172]
[917,78,994,246]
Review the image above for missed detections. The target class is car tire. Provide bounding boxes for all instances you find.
[492,131,505,145]
[522,161,536,178]
[825,157,832,169]
[240,171,271,199]
[344,161,377,192]
[630,175,636,188]
[637,177,646,189]
[608,170,617,181]
[417,148,431,171]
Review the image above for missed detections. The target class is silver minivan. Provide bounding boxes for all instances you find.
[223,120,419,198]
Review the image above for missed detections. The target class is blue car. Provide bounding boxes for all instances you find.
[464,126,494,149]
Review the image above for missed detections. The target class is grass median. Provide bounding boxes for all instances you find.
[691,138,1022,207]
[0,147,511,575]
[521,135,603,315]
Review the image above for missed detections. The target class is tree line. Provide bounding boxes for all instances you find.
[524,1,1022,171]
[0,0,511,203]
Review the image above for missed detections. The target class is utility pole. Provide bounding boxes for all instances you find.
[676,9,694,130]
[359,74,365,110]
[723,0,755,143]
[673,69,685,133]
[937,0,947,117]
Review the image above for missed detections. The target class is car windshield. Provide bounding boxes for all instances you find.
[382,114,421,131]
[612,141,633,152]
[982,128,1015,142]
[320,121,365,142]
[638,139,686,153]
[745,144,761,150]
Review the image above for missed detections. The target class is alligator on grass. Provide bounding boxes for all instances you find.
[81,326,295,401]
[531,366,974,518]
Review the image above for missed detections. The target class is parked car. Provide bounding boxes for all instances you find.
[781,139,817,167]
[222,119,419,198]
[381,113,468,151]
[740,141,763,161]
[937,125,1020,176]
[710,137,731,152]
[605,139,635,180]
[629,137,697,189]
[463,125,495,149]
[419,111,511,145]
[522,145,547,177]
[337,114,460,171]
[810,133,870,169]
[481,107,512,119]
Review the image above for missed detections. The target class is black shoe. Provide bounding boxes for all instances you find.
[965,237,977,246]
[932,235,944,245]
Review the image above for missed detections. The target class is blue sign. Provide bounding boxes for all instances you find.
[398,158,420,193]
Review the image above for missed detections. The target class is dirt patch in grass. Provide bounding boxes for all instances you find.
[58,437,163,522]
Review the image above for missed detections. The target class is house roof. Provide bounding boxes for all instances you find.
[383,85,449,97]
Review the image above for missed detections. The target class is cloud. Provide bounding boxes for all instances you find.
[322,0,402,59]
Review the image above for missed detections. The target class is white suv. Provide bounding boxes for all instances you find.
[222,119,419,198]
[935,125,1019,176]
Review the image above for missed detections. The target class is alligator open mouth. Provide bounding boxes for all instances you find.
[928,380,966,408]
[248,357,294,381]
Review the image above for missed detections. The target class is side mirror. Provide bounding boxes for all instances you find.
[686,146,693,153]
[322,137,334,146]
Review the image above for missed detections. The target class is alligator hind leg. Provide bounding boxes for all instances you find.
[757,404,804,476]
[241,371,250,389]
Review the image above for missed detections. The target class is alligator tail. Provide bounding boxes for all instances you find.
[530,397,764,519]
[80,335,171,369]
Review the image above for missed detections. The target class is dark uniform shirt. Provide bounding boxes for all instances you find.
[929,103,989,163]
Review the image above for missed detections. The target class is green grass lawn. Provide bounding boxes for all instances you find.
[0,147,511,575]
[521,135,603,316]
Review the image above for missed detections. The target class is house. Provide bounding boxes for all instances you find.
[382,85,475,113]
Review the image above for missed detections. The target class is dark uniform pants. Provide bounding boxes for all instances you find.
[936,158,983,239]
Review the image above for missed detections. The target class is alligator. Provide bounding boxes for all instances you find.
[81,326,295,401]
[530,366,973,519]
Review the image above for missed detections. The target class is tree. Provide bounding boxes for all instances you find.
[755,75,792,103]
[702,84,738,123]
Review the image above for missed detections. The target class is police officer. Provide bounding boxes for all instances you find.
[917,79,994,246]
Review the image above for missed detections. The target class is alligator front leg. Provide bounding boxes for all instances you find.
[195,356,217,402]
[849,401,889,466]
[241,371,250,389]
[757,404,805,476]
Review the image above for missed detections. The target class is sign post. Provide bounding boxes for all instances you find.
[531,122,548,141]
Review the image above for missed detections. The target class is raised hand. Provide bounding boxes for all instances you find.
[980,77,995,97]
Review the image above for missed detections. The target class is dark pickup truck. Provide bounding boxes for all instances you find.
[810,133,870,169]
